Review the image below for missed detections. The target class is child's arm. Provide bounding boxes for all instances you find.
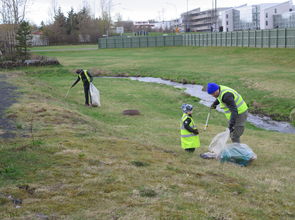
[183,118,199,134]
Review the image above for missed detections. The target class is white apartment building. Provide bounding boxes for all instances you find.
[222,1,294,31]
[274,9,295,28]
[261,1,294,29]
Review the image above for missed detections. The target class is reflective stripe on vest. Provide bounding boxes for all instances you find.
[78,70,91,82]
[217,85,248,119]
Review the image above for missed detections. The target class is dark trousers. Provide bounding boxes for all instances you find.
[230,111,248,143]
[185,148,195,153]
[83,82,90,105]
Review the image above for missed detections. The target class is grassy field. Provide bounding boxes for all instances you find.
[0,46,294,219]
[33,46,295,123]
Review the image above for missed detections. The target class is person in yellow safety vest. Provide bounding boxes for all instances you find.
[71,69,93,106]
[207,83,248,143]
[180,104,201,153]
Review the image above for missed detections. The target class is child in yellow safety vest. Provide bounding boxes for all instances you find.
[180,104,200,153]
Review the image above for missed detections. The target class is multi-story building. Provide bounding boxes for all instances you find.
[222,1,294,32]
[222,4,260,31]
[274,10,295,28]
[260,1,294,29]
[181,8,230,32]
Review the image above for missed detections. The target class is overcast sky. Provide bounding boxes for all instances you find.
[26,0,289,25]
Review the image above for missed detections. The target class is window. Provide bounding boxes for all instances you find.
[226,21,229,25]
[274,9,277,13]
[226,28,229,32]
[266,21,268,26]
[290,8,293,12]
[226,14,228,19]
[266,13,268,18]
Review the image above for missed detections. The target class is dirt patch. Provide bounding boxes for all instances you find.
[122,109,141,116]
[0,75,19,138]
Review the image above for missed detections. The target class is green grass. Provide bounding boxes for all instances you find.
[33,46,295,123]
[0,46,294,219]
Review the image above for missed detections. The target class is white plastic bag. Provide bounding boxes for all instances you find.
[208,129,230,157]
[89,82,101,107]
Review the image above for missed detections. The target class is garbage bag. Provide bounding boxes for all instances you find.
[89,83,101,107]
[219,143,257,167]
[208,129,230,157]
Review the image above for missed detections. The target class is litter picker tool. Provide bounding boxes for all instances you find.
[204,108,212,131]
[65,87,71,99]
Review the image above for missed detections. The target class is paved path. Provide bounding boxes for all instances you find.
[31,48,98,52]
[0,75,18,138]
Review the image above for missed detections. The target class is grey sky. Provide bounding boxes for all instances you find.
[27,0,289,25]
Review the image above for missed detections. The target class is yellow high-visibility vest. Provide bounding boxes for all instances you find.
[180,113,200,149]
[78,70,91,82]
[217,85,248,120]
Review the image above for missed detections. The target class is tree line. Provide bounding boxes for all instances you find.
[0,0,135,61]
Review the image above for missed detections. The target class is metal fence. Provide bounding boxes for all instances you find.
[98,28,295,49]
[98,35,183,49]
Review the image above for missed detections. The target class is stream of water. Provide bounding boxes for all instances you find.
[127,77,295,134]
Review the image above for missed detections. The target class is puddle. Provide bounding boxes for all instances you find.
[100,76,295,134]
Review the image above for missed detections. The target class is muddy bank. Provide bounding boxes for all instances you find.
[0,75,19,138]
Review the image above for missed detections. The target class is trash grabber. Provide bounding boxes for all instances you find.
[65,87,71,99]
[204,108,212,131]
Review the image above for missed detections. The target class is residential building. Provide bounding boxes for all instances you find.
[31,31,49,46]
[222,1,294,31]
[261,1,294,29]
[274,10,295,28]
[153,19,181,31]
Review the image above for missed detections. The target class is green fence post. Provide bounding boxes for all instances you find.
[276,28,279,48]
[254,30,256,48]
[231,32,233,47]
[268,30,271,48]
[285,28,287,48]
[261,30,263,48]
[248,30,250,47]
[242,31,244,47]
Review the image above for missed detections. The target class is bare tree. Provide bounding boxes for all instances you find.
[0,0,30,59]
[99,0,113,35]
[48,0,59,22]
[0,0,29,24]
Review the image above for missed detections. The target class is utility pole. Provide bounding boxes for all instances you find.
[211,0,217,31]
[215,0,217,31]
[186,0,189,32]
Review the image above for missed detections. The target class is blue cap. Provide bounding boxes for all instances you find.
[207,83,219,94]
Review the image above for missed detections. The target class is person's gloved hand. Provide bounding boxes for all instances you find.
[210,103,217,109]
[193,129,199,135]
[229,126,234,133]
